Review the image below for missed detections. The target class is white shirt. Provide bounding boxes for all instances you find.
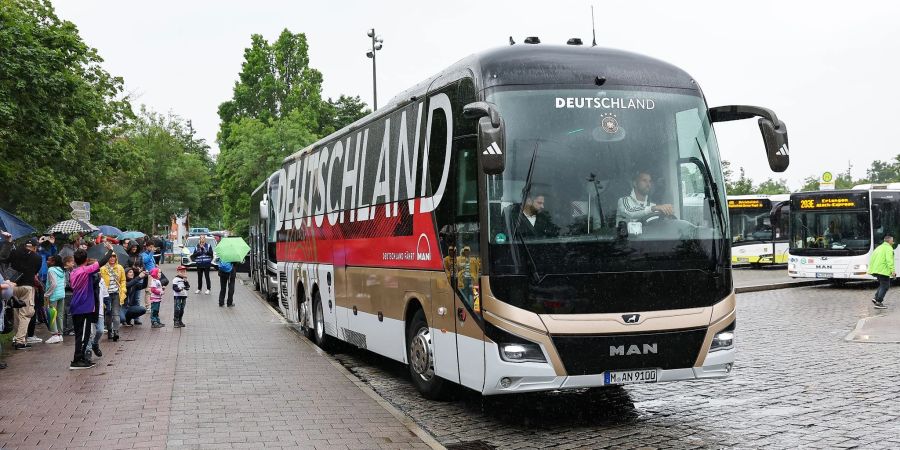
[616,189,656,224]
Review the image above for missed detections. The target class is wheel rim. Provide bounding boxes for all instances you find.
[409,326,434,381]
[315,298,324,342]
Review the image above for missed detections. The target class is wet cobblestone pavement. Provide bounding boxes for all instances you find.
[328,282,900,449]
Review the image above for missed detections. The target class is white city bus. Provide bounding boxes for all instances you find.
[788,184,900,280]
[728,194,790,266]
[249,43,790,398]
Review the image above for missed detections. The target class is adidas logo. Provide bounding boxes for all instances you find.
[483,142,502,155]
[776,144,789,156]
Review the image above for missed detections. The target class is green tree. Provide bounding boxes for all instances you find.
[0,0,131,230]
[318,95,371,136]
[866,156,900,183]
[216,29,370,236]
[106,108,214,234]
[754,178,789,194]
[726,167,754,195]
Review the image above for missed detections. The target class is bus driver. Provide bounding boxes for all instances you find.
[616,171,675,224]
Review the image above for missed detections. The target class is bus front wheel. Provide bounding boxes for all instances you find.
[406,309,449,400]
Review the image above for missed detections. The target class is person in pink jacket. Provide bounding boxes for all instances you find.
[149,268,165,328]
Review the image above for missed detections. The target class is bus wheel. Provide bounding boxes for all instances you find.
[312,292,331,349]
[406,309,448,399]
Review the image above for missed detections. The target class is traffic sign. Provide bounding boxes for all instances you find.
[69,201,90,211]
[71,210,91,221]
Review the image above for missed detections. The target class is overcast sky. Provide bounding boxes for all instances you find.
[55,1,900,189]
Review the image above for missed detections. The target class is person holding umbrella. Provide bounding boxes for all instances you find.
[214,237,250,308]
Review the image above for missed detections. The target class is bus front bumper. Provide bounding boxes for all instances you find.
[481,345,735,395]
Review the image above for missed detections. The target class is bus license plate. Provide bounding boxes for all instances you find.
[604,369,659,385]
[736,257,749,262]
[815,272,833,278]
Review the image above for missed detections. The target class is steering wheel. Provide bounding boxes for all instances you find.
[640,210,676,224]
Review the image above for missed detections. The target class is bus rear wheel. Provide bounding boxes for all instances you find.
[312,292,331,349]
[406,309,449,400]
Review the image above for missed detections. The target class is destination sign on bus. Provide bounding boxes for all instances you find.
[795,193,867,210]
[727,199,770,209]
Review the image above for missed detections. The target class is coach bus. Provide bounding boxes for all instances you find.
[788,184,900,281]
[250,182,279,302]
[728,194,790,266]
[248,43,790,398]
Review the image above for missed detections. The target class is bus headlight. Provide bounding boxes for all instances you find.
[486,322,548,363]
[710,321,735,352]
[499,343,547,363]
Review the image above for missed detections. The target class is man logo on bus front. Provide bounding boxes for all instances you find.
[622,314,640,324]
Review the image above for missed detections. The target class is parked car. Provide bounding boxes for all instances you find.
[189,227,211,237]
[180,236,218,269]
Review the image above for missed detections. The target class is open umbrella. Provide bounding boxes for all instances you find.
[120,231,146,240]
[46,219,97,234]
[215,237,251,262]
[0,208,36,239]
[98,225,123,237]
[87,243,129,264]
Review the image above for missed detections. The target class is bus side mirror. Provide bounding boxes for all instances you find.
[464,101,506,175]
[259,200,269,220]
[709,105,790,173]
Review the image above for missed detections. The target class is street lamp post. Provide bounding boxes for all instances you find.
[366,28,383,110]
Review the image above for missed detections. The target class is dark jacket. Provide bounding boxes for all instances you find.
[125,276,144,307]
[192,243,213,268]
[503,204,560,238]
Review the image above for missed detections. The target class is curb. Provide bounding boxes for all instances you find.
[244,280,446,450]
[735,279,831,294]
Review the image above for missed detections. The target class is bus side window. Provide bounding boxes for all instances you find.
[873,197,899,243]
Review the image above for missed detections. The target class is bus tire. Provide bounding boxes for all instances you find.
[406,308,449,400]
[312,291,331,349]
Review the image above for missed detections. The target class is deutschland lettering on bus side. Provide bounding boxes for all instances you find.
[274,93,453,231]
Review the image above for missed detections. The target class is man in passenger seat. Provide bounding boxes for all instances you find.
[616,171,675,224]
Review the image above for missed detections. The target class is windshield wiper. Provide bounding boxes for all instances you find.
[513,140,542,283]
[694,138,727,273]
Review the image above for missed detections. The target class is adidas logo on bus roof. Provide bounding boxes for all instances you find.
[776,144,789,156]
[483,142,502,155]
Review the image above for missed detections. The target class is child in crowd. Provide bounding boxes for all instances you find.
[44,256,65,344]
[171,265,190,328]
[149,268,165,328]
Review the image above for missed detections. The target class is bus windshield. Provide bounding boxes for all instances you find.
[790,210,871,255]
[484,87,729,314]
[730,207,774,244]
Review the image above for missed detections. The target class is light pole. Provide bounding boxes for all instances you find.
[366,28,383,110]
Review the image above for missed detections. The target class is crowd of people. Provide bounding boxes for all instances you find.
[0,231,211,370]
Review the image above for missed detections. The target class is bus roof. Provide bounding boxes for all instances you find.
[284,45,699,163]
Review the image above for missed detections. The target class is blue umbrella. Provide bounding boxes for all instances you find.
[98,225,123,237]
[0,208,36,239]
[120,231,146,240]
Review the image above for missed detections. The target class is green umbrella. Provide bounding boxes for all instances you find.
[215,236,251,262]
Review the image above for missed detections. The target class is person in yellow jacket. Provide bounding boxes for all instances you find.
[868,235,895,309]
[100,254,127,340]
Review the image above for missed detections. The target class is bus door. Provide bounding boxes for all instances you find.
[772,201,790,263]
[433,135,485,390]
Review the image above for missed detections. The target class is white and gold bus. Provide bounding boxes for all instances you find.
[249,43,790,398]
[728,194,790,266]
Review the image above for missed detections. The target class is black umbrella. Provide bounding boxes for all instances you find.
[86,244,128,264]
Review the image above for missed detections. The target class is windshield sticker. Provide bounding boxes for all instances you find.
[555,97,656,110]
[495,233,507,244]
[600,114,619,133]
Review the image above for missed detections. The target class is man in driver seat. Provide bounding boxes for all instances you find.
[616,171,675,224]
